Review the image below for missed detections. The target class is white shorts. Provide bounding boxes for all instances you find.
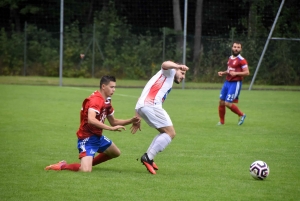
[136,106,173,129]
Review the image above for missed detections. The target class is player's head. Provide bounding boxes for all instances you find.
[231,41,242,56]
[174,63,187,84]
[100,76,116,97]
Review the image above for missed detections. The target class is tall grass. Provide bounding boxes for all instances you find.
[0,84,299,201]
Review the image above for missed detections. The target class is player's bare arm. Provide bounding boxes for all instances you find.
[88,109,125,132]
[162,61,189,71]
[229,67,250,77]
[218,71,228,76]
[107,115,140,126]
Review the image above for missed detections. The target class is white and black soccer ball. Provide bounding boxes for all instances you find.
[249,160,270,180]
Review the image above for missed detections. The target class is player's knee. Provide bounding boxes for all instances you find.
[80,167,92,172]
[114,150,121,158]
[109,148,121,158]
[219,100,225,105]
[225,102,232,108]
[167,131,176,139]
[159,126,175,139]
[82,169,92,173]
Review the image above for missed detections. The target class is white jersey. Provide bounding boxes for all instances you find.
[135,68,175,109]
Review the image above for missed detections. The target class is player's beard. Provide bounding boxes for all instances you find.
[232,50,240,56]
[174,75,180,84]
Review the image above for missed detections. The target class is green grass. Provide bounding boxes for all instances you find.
[0,84,299,201]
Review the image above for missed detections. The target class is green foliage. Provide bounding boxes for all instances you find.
[119,34,163,79]
[0,28,23,75]
[0,28,10,75]
[93,2,132,77]
[0,1,299,85]
[258,40,299,85]
[195,38,231,82]
[63,21,87,77]
[25,25,59,76]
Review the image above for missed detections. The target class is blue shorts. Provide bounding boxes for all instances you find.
[77,135,112,159]
[219,80,242,103]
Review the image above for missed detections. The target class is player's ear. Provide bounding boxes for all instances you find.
[100,83,105,89]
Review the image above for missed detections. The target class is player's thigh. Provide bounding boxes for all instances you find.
[157,125,176,139]
[137,106,173,128]
[219,82,229,101]
[97,135,113,153]
[103,142,120,158]
[80,156,93,172]
[227,81,242,102]
[78,135,100,159]
[78,135,112,160]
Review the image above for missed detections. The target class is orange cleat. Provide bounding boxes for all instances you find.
[44,160,67,171]
[152,161,159,170]
[141,153,156,174]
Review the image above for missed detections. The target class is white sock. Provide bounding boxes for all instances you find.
[147,133,172,160]
[147,134,160,153]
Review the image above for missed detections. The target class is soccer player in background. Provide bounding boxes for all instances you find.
[131,61,189,174]
[45,75,140,172]
[217,41,250,125]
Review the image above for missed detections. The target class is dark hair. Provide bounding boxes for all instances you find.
[100,75,116,88]
[232,41,242,47]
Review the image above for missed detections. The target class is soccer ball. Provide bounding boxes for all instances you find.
[249,160,270,180]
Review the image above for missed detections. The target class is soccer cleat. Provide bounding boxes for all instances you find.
[141,153,156,174]
[152,161,159,170]
[44,160,67,171]
[238,114,246,125]
[216,122,224,126]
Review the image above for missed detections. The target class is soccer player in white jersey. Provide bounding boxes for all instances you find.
[132,60,189,174]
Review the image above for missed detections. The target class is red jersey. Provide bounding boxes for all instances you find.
[226,54,248,82]
[76,91,114,139]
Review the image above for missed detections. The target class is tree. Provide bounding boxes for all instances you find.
[0,0,39,32]
[193,0,203,80]
[172,0,182,51]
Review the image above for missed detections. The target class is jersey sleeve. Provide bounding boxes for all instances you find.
[240,58,248,69]
[106,103,114,116]
[89,97,103,114]
[162,68,175,78]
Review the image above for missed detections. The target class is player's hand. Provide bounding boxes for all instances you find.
[229,71,237,77]
[218,71,224,76]
[111,125,126,132]
[130,122,141,134]
[131,116,141,124]
[178,65,189,71]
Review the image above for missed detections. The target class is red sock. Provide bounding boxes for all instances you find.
[61,163,80,172]
[229,104,243,116]
[218,105,226,124]
[92,153,112,166]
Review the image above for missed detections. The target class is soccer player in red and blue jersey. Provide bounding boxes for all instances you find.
[45,76,140,172]
[217,42,250,125]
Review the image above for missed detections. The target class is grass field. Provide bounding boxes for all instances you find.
[0,83,299,201]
